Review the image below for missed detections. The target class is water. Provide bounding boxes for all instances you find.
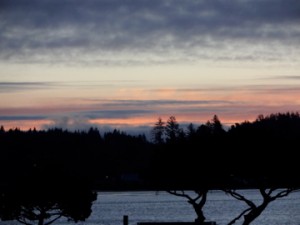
[2,190,300,225]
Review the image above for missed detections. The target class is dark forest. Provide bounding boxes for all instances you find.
[1,112,300,191]
[1,112,300,225]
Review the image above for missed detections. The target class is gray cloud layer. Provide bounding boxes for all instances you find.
[0,115,46,121]
[0,81,54,92]
[1,0,299,65]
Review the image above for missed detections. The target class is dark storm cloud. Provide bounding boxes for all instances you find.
[1,0,299,65]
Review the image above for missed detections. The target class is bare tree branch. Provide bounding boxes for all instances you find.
[17,217,33,225]
[167,190,208,223]
[224,190,256,208]
[167,190,193,202]
[227,207,252,225]
[270,188,297,201]
[225,188,300,225]
[44,215,62,225]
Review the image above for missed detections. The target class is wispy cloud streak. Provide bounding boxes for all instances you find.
[2,84,300,124]
[0,82,54,92]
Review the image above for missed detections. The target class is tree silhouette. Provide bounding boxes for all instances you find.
[228,112,300,180]
[151,117,165,144]
[224,188,298,225]
[167,190,208,223]
[165,116,181,143]
[0,128,98,225]
[204,115,225,135]
[0,169,97,225]
[186,123,196,140]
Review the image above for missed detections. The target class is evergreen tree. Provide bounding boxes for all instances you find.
[151,117,165,144]
[165,116,180,143]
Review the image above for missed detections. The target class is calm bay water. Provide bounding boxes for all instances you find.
[2,190,300,225]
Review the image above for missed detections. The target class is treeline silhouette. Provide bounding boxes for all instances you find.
[1,112,300,192]
[150,113,300,189]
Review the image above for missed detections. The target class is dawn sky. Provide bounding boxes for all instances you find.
[0,0,300,135]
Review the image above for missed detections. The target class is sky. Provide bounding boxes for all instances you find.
[0,0,300,136]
